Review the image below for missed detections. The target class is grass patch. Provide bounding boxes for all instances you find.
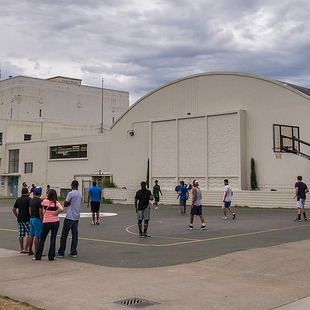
[102,199,113,204]
[0,295,46,309]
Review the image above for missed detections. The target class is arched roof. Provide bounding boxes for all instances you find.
[112,71,310,128]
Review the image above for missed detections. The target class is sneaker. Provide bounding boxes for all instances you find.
[187,225,193,230]
[68,253,77,258]
[55,253,64,258]
[139,232,143,237]
[96,221,99,225]
[92,221,96,225]
[155,207,159,210]
[200,225,206,230]
[233,213,236,219]
[28,250,34,256]
[142,233,148,238]
[304,218,308,221]
[222,216,227,220]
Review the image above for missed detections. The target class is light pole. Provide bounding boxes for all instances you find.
[101,78,104,133]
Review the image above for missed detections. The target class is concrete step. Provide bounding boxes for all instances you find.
[104,188,304,209]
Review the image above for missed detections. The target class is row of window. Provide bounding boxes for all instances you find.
[8,144,87,173]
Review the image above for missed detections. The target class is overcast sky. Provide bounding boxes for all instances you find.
[1,0,310,104]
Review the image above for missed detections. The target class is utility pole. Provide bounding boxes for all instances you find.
[101,78,104,133]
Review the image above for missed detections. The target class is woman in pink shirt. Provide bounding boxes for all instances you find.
[33,189,63,261]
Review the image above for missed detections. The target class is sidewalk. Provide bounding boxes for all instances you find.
[1,240,310,310]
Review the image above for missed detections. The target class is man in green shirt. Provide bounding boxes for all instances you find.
[152,180,163,209]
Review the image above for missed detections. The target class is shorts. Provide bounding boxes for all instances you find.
[179,198,187,207]
[18,221,30,237]
[224,201,231,208]
[297,198,306,209]
[91,201,100,213]
[191,205,203,216]
[137,206,150,221]
[154,196,159,203]
[30,218,43,238]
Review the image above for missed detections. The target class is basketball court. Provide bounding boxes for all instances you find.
[1,199,310,268]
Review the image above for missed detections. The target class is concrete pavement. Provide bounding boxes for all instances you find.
[1,201,310,309]
[1,241,310,309]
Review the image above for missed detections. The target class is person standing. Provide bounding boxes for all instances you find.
[294,175,308,222]
[46,184,51,197]
[29,184,36,197]
[33,189,63,261]
[28,187,43,255]
[56,180,82,258]
[187,180,206,230]
[12,188,31,253]
[135,181,153,237]
[177,181,189,214]
[87,181,102,225]
[222,179,236,220]
[152,180,163,209]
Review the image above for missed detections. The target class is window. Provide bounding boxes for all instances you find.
[24,134,32,141]
[24,162,33,174]
[0,132,2,145]
[50,144,87,159]
[9,149,19,173]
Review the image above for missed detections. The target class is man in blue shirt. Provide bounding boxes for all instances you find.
[87,181,102,225]
[177,181,189,215]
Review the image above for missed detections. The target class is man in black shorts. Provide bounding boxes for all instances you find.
[135,181,153,237]
[12,187,31,253]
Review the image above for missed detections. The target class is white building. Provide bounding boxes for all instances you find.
[0,75,129,196]
[2,72,310,208]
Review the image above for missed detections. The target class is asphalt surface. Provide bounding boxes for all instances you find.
[1,201,310,268]
[1,199,310,309]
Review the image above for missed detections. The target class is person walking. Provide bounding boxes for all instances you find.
[87,181,102,225]
[222,179,236,220]
[56,180,82,258]
[294,175,308,222]
[28,187,43,255]
[135,181,153,237]
[187,180,206,230]
[152,180,163,209]
[33,189,63,261]
[177,181,189,214]
[12,187,31,253]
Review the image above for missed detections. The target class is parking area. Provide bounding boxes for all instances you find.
[1,199,310,268]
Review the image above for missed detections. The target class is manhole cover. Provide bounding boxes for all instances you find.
[115,297,159,308]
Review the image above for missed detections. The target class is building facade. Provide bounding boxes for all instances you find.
[0,75,129,196]
[2,72,310,205]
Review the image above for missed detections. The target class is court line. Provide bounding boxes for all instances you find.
[1,223,310,247]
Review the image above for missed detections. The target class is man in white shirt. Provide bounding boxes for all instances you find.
[56,180,82,258]
[222,179,236,220]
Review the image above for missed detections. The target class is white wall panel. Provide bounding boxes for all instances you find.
[151,120,177,178]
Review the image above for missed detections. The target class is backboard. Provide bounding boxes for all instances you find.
[273,124,300,153]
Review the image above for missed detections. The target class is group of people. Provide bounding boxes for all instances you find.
[13,175,308,255]
[12,180,103,261]
[135,178,236,235]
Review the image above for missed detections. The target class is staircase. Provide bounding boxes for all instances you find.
[104,188,302,209]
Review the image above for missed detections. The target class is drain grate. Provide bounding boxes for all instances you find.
[115,297,159,308]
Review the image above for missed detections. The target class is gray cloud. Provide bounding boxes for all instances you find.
[1,0,310,104]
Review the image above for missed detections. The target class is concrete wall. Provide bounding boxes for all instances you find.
[111,72,310,191]
[0,76,129,129]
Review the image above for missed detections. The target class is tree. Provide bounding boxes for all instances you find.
[251,158,258,190]
[146,159,150,188]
